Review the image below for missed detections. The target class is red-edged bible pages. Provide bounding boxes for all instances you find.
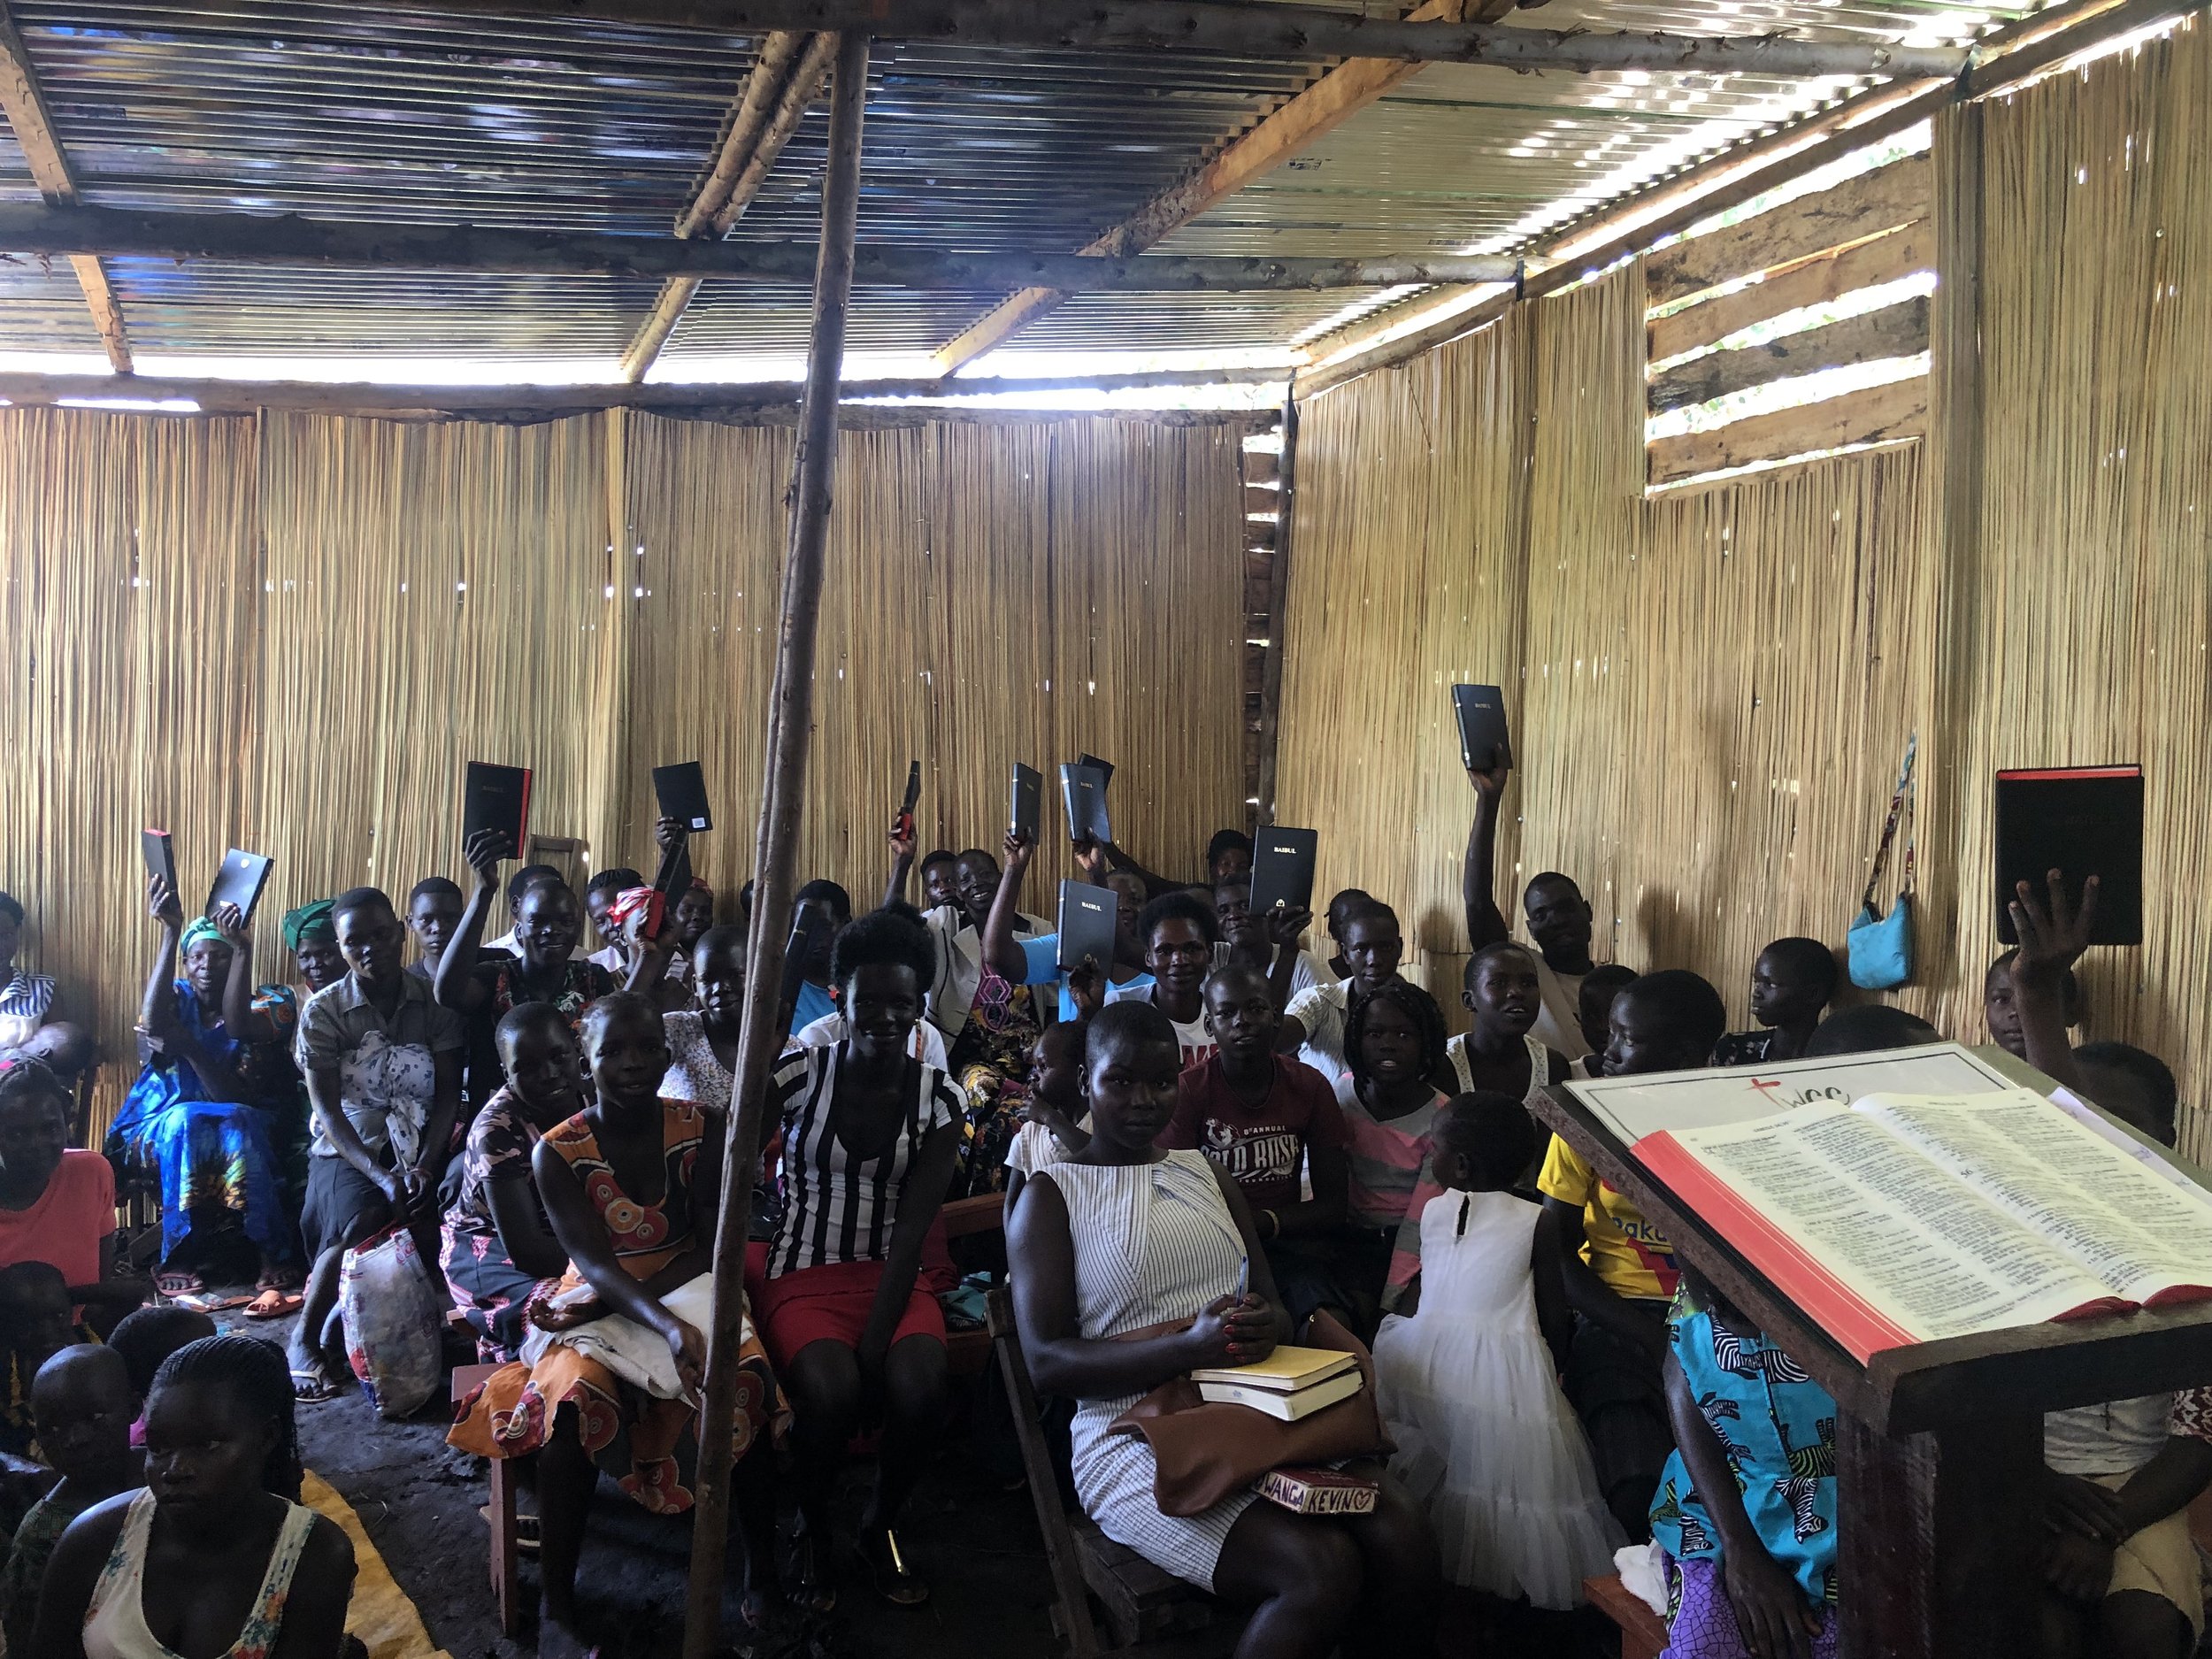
[1636,1088,2212,1362]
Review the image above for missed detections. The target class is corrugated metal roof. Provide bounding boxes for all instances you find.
[0,0,2037,373]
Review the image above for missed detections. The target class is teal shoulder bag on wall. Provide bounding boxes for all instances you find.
[1847,733,1917,991]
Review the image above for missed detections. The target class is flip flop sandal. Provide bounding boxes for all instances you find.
[858,1527,928,1609]
[243,1288,304,1319]
[172,1289,254,1313]
[153,1270,204,1299]
[290,1365,343,1403]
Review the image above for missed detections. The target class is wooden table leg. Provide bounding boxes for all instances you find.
[1839,1408,2042,1659]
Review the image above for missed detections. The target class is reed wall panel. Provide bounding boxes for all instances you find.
[1279,22,2212,1153]
[0,408,1250,1139]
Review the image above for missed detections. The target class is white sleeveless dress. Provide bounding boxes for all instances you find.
[1044,1151,1255,1590]
[1371,1188,1622,1608]
[83,1489,319,1659]
[1444,1031,1554,1106]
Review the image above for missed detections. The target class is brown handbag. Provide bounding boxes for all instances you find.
[1105,1310,1394,1517]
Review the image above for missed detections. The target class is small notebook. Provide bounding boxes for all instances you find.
[1248,826,1317,918]
[141,827,178,898]
[1993,765,2143,945]
[651,762,712,834]
[1056,879,1118,974]
[205,849,275,926]
[1060,763,1112,846]
[463,762,533,850]
[1196,1370,1364,1421]
[1451,683,1511,772]
[1010,763,1043,844]
[1190,1346,1358,1392]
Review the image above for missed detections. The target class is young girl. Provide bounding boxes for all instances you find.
[1372,1094,1620,1609]
[1,1346,138,1655]
[34,1333,357,1659]
[1442,942,1569,1111]
[1333,979,1450,1335]
[1002,1017,1090,1209]
[1650,1263,1839,1659]
[1713,938,1836,1067]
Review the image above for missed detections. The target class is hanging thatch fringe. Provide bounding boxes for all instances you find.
[1279,19,2212,1162]
[0,407,1251,1141]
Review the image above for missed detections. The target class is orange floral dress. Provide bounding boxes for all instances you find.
[448,1101,784,1513]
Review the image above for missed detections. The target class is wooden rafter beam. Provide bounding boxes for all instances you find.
[934,0,1473,374]
[0,2,128,370]
[378,0,1973,79]
[0,365,1287,417]
[0,201,1519,290]
[622,29,835,381]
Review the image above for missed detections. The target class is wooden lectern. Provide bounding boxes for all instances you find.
[1532,1081,2212,1659]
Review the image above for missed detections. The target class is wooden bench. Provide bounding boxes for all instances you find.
[1583,1571,1669,1659]
[452,1362,524,1637]
[987,1285,1231,1657]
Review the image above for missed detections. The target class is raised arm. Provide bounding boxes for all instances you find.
[140,876,183,1039]
[434,829,509,1015]
[1262,904,1312,1013]
[981,830,1037,979]
[1463,759,1512,950]
[2006,871,2093,1096]
[209,902,285,1046]
[1102,841,1179,902]
[884,814,917,909]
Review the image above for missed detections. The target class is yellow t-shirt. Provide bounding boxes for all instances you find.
[1537,1135,1678,1303]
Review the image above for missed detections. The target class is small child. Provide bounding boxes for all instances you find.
[106,1302,219,1446]
[0,1262,78,1461]
[1373,1094,1621,1609]
[0,1344,136,1654]
[1002,1018,1090,1209]
[1650,1263,1839,1659]
[1713,938,1837,1066]
[1571,964,1637,1079]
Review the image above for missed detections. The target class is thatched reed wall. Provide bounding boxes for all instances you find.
[1279,21,2212,1158]
[0,407,1252,1135]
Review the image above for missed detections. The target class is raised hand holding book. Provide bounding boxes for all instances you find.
[141,828,178,902]
[1059,763,1111,846]
[1010,762,1042,844]
[463,761,532,852]
[1056,879,1117,975]
[1451,684,1510,773]
[651,761,712,834]
[206,849,276,926]
[1248,826,1317,918]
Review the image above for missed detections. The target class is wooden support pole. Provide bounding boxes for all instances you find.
[623,29,836,381]
[1250,388,1297,826]
[680,30,868,1659]
[0,202,1517,292]
[376,0,1971,78]
[0,0,130,371]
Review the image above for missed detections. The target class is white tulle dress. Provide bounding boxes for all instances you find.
[1372,1187,1624,1608]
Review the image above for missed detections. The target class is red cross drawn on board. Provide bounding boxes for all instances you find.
[1747,1076,1788,1100]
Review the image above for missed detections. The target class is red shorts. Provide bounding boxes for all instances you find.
[745,1249,947,1371]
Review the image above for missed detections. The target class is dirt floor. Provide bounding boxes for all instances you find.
[257,1307,1618,1659]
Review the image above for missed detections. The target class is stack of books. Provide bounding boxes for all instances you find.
[1191,1346,1363,1421]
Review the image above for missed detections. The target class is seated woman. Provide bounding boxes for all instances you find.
[1008,1001,1441,1659]
[439,1002,578,1363]
[750,909,963,1609]
[33,1333,356,1659]
[436,833,615,1037]
[0,892,91,1079]
[281,901,349,1000]
[0,1065,142,1343]
[449,995,781,1655]
[106,879,301,1309]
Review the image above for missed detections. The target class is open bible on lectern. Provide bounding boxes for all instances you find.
[1637,1089,2212,1361]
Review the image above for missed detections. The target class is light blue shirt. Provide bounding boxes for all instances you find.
[1018,934,1153,1022]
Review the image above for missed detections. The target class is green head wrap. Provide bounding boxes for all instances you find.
[179,917,224,955]
[280,899,336,953]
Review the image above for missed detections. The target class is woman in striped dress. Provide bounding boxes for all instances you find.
[751,908,964,1609]
[1009,1000,1440,1659]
